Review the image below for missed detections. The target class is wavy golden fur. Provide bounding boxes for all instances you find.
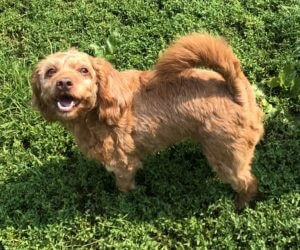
[31,34,264,209]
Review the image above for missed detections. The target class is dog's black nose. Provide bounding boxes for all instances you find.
[56,78,73,91]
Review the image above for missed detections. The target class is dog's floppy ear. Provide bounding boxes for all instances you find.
[91,57,132,126]
[31,66,55,121]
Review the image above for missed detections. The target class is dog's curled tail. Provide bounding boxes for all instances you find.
[154,34,247,106]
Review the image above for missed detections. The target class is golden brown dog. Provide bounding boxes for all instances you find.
[31,34,264,209]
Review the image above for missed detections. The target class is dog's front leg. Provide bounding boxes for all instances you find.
[108,159,142,192]
[114,167,137,192]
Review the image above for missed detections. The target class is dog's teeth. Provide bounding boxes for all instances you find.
[57,101,75,112]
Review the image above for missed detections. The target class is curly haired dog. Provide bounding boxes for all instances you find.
[31,34,264,209]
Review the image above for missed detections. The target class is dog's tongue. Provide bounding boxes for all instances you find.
[57,96,75,112]
[60,96,73,106]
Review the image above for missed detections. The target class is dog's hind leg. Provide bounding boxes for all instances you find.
[201,138,258,210]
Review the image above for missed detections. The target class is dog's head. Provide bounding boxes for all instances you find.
[32,49,128,124]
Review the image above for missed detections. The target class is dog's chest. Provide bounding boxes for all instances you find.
[69,123,136,169]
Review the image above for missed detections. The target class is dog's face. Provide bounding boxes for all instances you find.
[32,49,99,121]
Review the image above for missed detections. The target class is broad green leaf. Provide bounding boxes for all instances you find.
[268,77,280,88]
[290,76,300,98]
[106,39,114,54]
[279,64,296,89]
[109,31,121,45]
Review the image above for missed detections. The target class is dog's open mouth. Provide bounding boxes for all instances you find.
[57,95,79,112]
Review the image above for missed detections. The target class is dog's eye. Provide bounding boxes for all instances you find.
[79,67,89,74]
[45,68,57,78]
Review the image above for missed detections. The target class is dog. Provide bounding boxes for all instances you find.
[31,34,264,209]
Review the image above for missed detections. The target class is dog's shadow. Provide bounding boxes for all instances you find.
[0,141,238,229]
[1,133,297,230]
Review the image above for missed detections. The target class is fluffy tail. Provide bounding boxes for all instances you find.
[154,33,248,106]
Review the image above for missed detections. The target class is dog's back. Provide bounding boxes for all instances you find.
[132,34,263,154]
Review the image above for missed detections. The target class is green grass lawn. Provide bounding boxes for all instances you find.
[0,0,299,248]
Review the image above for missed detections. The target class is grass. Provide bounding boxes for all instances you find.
[0,0,299,248]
